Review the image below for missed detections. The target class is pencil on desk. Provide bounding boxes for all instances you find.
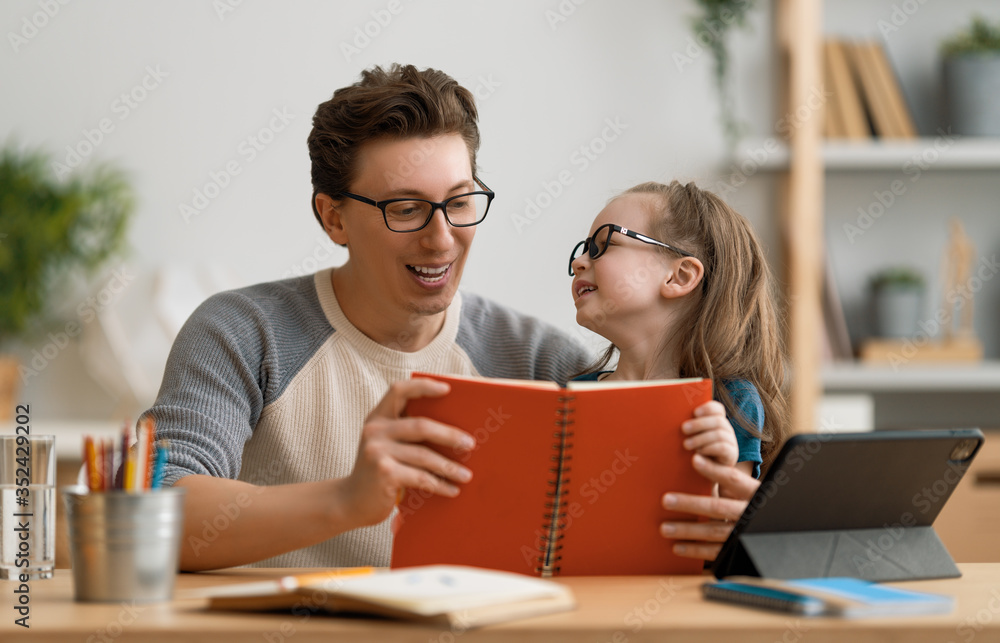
[186,567,378,599]
[274,568,376,591]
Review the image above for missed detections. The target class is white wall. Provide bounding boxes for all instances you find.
[2,0,997,421]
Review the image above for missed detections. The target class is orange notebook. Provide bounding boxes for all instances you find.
[391,373,714,576]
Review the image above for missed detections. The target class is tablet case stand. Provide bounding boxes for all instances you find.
[711,429,984,583]
[719,526,960,581]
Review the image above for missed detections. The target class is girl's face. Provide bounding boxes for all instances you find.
[570,194,673,335]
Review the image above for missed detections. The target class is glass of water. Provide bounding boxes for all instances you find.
[1,434,56,580]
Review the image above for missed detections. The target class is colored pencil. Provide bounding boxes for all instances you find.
[103,438,114,492]
[119,424,130,490]
[143,419,156,490]
[82,422,170,493]
[134,421,147,491]
[93,437,104,491]
[84,436,100,491]
[151,441,169,490]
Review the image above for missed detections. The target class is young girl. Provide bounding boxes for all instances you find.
[569,180,789,548]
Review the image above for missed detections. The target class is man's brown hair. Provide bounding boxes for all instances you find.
[307,64,480,225]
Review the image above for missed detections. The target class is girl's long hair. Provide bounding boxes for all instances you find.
[583,180,790,472]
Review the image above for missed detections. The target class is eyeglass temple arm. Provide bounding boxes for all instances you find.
[340,191,378,207]
[623,228,695,258]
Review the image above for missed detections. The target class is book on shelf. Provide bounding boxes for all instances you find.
[822,79,843,139]
[822,38,917,140]
[822,43,844,138]
[702,576,954,618]
[821,252,853,361]
[845,40,916,139]
[391,372,714,576]
[191,565,575,628]
[823,39,870,139]
[863,41,917,138]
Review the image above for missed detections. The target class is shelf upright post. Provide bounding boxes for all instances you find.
[777,0,824,434]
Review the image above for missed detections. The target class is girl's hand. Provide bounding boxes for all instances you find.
[681,400,738,467]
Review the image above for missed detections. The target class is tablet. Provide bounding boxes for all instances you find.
[711,428,984,581]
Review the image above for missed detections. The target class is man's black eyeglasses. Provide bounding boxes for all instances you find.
[568,223,696,276]
[339,177,494,233]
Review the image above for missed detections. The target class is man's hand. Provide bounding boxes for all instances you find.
[660,453,760,561]
[336,378,474,531]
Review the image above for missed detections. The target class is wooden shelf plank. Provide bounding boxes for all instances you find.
[736,137,1000,171]
[822,359,1000,392]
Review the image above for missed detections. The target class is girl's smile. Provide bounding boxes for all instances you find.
[573,279,597,300]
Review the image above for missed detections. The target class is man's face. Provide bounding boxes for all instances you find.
[333,134,478,319]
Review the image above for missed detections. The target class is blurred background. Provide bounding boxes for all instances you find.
[1,0,998,424]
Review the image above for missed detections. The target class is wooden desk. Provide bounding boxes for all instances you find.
[2,565,999,642]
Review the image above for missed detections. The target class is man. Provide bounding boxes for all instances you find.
[147,64,590,571]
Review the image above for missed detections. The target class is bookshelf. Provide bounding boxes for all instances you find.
[769,5,999,564]
[768,1,999,433]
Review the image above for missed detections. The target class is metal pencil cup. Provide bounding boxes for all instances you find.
[62,486,186,602]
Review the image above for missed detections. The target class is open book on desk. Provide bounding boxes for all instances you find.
[392,373,714,576]
[191,565,575,628]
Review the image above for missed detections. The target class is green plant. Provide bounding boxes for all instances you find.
[870,266,925,291]
[691,0,757,147]
[0,143,133,348]
[941,15,1000,57]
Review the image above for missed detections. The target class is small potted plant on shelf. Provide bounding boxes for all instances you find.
[869,266,925,339]
[0,143,133,419]
[942,15,1000,136]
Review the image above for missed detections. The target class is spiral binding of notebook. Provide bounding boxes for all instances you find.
[538,395,575,577]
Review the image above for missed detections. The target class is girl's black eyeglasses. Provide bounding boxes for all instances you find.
[568,223,696,276]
